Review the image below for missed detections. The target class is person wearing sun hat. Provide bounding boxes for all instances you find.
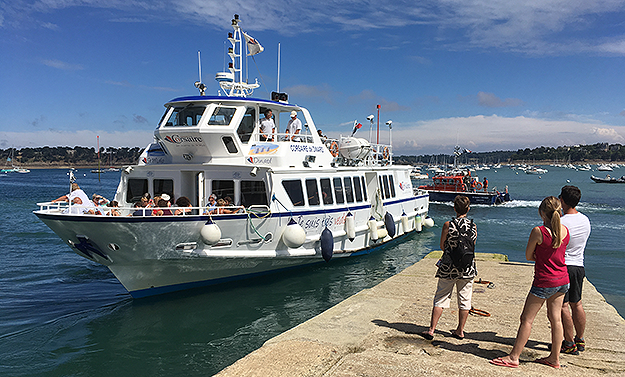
[286,110,302,141]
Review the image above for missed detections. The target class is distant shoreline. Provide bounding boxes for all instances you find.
[10,160,624,169]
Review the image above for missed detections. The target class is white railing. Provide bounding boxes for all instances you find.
[36,202,267,218]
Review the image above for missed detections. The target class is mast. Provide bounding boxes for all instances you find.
[214,14,260,97]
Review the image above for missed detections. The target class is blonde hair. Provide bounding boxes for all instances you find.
[539,196,563,248]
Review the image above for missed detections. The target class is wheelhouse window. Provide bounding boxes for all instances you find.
[164,105,207,127]
[306,179,320,206]
[389,175,396,197]
[126,178,148,203]
[282,180,304,206]
[344,177,354,203]
[353,176,363,202]
[212,180,235,201]
[333,177,344,204]
[222,136,238,154]
[241,180,268,207]
[208,106,237,126]
[237,107,256,143]
[154,179,174,197]
[320,178,333,205]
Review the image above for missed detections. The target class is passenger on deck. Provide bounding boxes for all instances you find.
[317,129,326,141]
[132,201,151,216]
[286,111,302,141]
[152,199,172,216]
[483,177,489,192]
[106,201,121,216]
[160,193,172,207]
[204,193,217,214]
[92,194,109,207]
[63,197,95,215]
[174,196,193,215]
[259,110,275,141]
[52,183,92,207]
[142,193,153,207]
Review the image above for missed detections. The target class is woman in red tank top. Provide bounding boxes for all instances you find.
[490,196,570,369]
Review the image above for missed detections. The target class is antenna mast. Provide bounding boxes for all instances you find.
[277,43,281,93]
[214,14,259,97]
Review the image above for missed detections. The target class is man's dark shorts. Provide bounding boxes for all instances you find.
[564,265,585,303]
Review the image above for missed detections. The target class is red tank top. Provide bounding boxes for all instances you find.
[533,226,570,288]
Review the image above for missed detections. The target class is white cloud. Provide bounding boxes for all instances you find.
[5,0,625,55]
[0,129,153,149]
[42,59,84,70]
[389,115,625,154]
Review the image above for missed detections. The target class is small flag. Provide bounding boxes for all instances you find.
[351,120,363,136]
[464,149,472,153]
[242,32,264,56]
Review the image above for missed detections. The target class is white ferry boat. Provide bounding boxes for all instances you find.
[34,16,431,298]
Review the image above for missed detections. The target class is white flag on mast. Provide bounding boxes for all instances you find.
[242,32,264,56]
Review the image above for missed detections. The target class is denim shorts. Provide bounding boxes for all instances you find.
[530,284,569,300]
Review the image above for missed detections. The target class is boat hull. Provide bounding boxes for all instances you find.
[426,190,510,205]
[590,175,625,183]
[35,194,429,298]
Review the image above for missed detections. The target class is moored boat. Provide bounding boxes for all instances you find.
[34,16,431,298]
[590,175,625,183]
[417,146,511,205]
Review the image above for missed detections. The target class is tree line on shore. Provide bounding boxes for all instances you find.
[395,142,624,165]
[1,146,143,167]
[2,142,623,167]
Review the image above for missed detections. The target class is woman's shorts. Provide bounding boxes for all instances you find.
[530,283,569,300]
[433,278,474,310]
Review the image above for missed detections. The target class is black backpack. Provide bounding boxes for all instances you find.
[449,218,475,270]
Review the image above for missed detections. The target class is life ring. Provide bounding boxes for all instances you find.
[382,147,390,160]
[476,182,483,190]
[328,141,339,157]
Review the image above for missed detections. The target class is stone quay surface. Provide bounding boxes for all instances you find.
[216,252,625,377]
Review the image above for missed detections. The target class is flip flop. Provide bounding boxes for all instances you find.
[489,357,519,368]
[535,357,560,369]
[419,331,434,340]
[450,330,464,340]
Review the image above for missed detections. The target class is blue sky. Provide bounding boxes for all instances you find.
[2,1,625,155]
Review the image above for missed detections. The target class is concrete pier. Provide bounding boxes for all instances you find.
[216,252,625,376]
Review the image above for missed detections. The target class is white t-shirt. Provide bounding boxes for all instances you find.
[259,118,275,138]
[68,189,93,207]
[561,211,591,267]
[287,117,302,135]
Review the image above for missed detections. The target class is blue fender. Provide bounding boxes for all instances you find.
[321,227,334,262]
[384,212,396,238]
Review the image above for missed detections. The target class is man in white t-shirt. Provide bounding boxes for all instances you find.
[52,183,93,207]
[286,111,302,141]
[259,109,275,141]
[559,185,591,355]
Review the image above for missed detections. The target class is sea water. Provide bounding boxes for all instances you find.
[0,167,623,376]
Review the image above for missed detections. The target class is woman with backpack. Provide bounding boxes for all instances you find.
[421,195,477,341]
[490,196,569,369]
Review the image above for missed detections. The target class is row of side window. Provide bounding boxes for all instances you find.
[126,178,268,207]
[282,176,371,207]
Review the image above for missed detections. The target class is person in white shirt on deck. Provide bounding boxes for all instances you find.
[559,185,591,355]
[286,111,302,141]
[52,183,93,207]
[259,109,275,141]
